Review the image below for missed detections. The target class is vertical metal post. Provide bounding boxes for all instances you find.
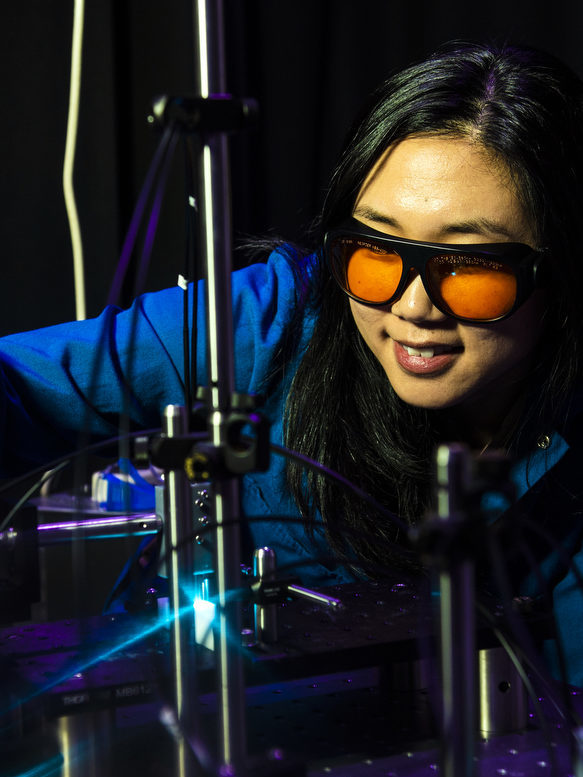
[192,1,246,772]
[254,547,278,644]
[163,405,199,777]
[436,444,476,777]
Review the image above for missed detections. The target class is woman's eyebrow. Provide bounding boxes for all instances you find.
[353,206,520,241]
[352,205,399,228]
[440,218,517,240]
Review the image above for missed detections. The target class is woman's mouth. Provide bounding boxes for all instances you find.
[394,340,462,374]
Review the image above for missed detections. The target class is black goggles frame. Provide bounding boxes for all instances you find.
[324,218,547,323]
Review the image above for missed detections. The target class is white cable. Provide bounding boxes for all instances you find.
[63,0,86,320]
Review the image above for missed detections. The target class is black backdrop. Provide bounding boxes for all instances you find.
[2,0,582,335]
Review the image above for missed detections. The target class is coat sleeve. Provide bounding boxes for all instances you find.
[0,249,304,475]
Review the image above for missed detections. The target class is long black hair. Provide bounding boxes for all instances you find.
[283,41,583,573]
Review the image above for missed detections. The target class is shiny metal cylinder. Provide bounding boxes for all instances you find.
[253,547,278,644]
[478,646,528,735]
[56,710,114,777]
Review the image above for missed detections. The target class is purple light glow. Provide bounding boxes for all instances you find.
[35,513,161,544]
[38,513,157,532]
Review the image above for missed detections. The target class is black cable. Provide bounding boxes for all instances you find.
[182,134,198,416]
[0,460,70,531]
[114,125,180,479]
[106,124,177,308]
[131,129,180,301]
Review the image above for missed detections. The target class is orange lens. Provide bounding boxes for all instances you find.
[346,247,403,303]
[435,260,517,320]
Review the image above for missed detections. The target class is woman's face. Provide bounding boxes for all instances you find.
[349,135,545,439]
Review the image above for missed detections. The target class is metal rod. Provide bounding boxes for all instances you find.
[163,404,199,777]
[287,584,343,609]
[436,444,476,777]
[192,1,246,772]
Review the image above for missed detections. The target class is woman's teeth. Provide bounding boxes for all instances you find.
[402,345,450,358]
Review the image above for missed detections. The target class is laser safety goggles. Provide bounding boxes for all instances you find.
[324,218,547,323]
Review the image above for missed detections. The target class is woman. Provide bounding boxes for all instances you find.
[284,41,583,683]
[1,42,582,678]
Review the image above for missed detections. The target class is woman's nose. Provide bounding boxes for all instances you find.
[389,272,448,323]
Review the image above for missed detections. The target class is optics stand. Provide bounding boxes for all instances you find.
[161,405,200,777]
[153,2,262,775]
[435,444,478,777]
[414,443,513,777]
[192,3,256,772]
